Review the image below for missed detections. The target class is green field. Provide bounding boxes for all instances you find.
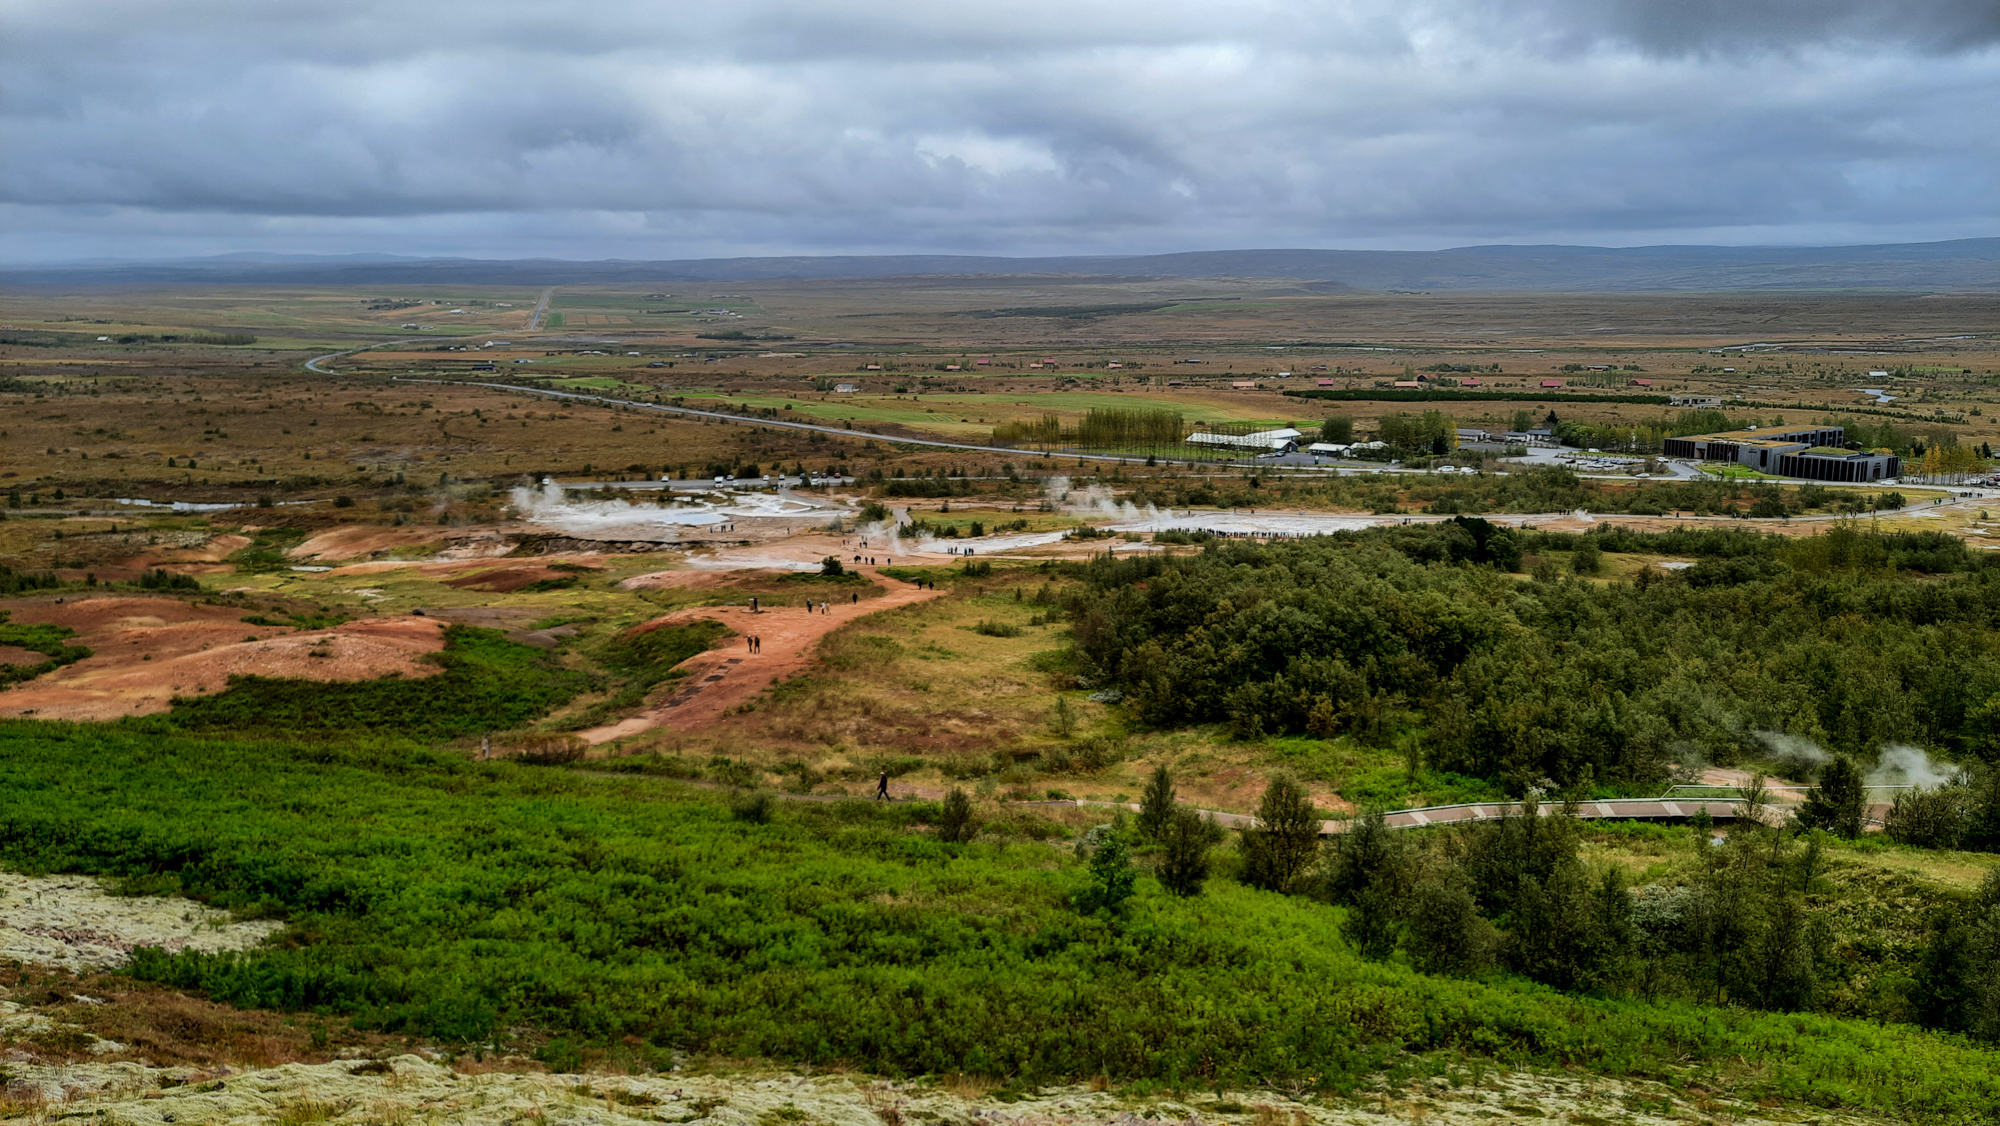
[664,388,1312,440]
[675,393,998,435]
[543,375,654,391]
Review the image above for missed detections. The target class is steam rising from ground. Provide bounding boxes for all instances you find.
[1870,743,1963,791]
[1045,475,1160,524]
[509,481,844,537]
[1753,731,1831,780]
[1750,731,1964,793]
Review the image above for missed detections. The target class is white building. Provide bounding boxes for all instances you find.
[1185,427,1302,452]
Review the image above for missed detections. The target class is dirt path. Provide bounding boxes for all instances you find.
[578,568,944,745]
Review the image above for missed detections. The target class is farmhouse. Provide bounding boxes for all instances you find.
[1671,395,1724,408]
[1662,425,1901,482]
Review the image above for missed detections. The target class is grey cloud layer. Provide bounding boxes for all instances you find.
[1482,0,2000,54]
[3,0,1997,259]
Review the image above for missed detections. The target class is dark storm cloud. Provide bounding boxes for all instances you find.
[2,0,1997,260]
[1485,0,2000,55]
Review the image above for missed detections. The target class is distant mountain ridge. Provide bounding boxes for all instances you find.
[6,239,1999,291]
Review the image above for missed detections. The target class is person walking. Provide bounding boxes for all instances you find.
[875,771,890,801]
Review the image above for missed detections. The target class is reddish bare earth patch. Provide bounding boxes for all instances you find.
[288,525,455,562]
[0,596,448,721]
[441,564,591,592]
[0,645,49,667]
[618,568,737,592]
[579,568,944,745]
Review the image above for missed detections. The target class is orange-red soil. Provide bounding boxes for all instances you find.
[0,595,447,721]
[578,568,944,745]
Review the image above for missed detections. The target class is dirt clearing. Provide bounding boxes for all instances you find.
[0,596,448,721]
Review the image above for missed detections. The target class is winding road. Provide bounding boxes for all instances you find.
[304,337,433,374]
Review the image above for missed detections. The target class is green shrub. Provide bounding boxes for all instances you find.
[1156,807,1212,898]
[1798,756,1868,839]
[1073,833,1135,917]
[138,568,200,591]
[937,788,977,843]
[730,789,776,823]
[1240,774,1320,893]
[0,613,91,686]
[1137,764,1176,841]
[973,620,1022,638]
[1886,783,1974,850]
[0,563,61,594]
[226,528,306,574]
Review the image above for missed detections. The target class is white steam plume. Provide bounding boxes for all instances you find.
[1752,731,1830,780]
[1869,744,1963,792]
[1044,474,1158,524]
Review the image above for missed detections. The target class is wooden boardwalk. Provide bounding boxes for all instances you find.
[1063,796,1757,834]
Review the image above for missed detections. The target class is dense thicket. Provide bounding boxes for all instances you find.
[1068,523,2000,786]
[6,719,2000,1119]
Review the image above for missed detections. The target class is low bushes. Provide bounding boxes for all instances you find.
[4,720,2000,1118]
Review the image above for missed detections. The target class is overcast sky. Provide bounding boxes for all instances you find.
[4,0,1998,262]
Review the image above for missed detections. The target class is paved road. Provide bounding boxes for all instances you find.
[304,337,432,374]
[389,376,1184,467]
[340,371,1997,511]
[386,375,1712,483]
[527,287,555,331]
